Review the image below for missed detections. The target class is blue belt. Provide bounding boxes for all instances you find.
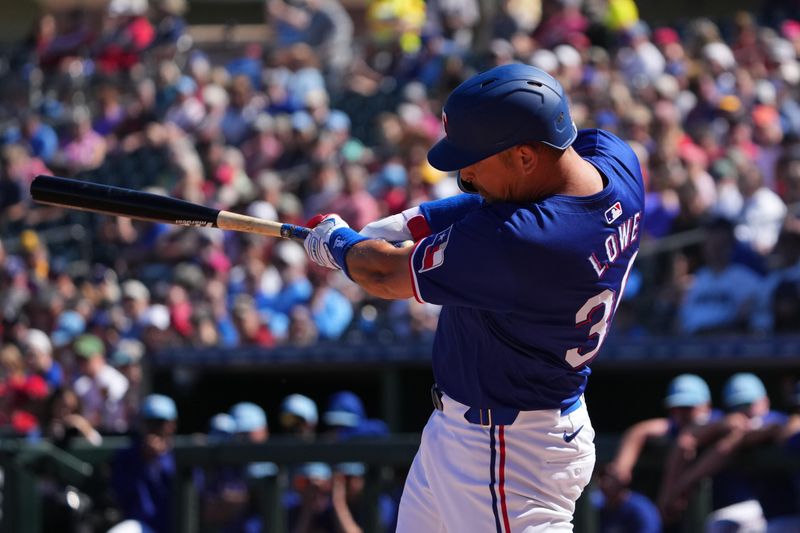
[431,384,581,427]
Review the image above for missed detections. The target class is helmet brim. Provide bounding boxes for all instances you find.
[427,136,494,172]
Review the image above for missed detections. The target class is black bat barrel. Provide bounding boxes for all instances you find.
[31,175,221,227]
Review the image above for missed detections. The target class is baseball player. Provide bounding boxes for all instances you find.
[303,63,644,532]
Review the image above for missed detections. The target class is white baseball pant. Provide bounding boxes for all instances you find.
[396,392,595,532]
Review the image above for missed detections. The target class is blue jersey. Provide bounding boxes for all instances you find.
[410,129,644,411]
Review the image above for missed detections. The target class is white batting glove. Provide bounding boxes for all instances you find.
[303,214,350,270]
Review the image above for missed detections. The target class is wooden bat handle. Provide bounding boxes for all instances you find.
[217,211,310,242]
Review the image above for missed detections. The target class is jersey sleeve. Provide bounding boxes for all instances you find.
[409,209,528,310]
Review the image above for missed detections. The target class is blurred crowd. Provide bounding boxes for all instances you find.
[595,372,800,533]
[2,0,800,358]
[2,0,800,530]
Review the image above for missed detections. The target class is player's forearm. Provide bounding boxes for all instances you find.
[611,437,647,481]
[346,240,414,300]
[612,421,667,480]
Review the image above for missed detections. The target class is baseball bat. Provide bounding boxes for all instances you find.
[30,175,310,242]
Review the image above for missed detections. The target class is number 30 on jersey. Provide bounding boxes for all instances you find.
[565,251,638,368]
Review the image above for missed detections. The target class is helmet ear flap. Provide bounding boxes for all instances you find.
[456,171,478,194]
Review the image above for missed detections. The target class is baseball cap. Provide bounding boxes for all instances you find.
[297,462,332,481]
[291,111,315,133]
[177,75,197,96]
[323,391,365,428]
[141,394,178,421]
[723,373,767,409]
[653,27,680,46]
[230,402,267,432]
[324,110,350,132]
[109,339,145,367]
[280,394,318,425]
[52,310,86,348]
[23,329,52,356]
[208,413,237,436]
[141,304,171,331]
[664,374,711,408]
[529,49,559,74]
[73,334,105,359]
[122,280,150,302]
[335,462,366,476]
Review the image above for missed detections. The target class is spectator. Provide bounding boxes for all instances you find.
[20,111,58,163]
[735,163,788,256]
[677,218,763,335]
[0,342,50,438]
[231,294,276,347]
[54,107,108,174]
[44,387,102,447]
[22,328,63,390]
[93,83,127,138]
[110,394,179,533]
[93,0,155,75]
[71,334,130,434]
[165,76,205,133]
[119,280,151,339]
[322,162,380,231]
[751,227,800,333]
[50,310,87,351]
[108,339,146,425]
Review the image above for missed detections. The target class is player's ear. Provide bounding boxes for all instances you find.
[517,144,539,174]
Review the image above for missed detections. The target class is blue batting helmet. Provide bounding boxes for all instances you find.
[427,63,578,192]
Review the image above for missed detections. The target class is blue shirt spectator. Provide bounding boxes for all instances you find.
[110,395,180,533]
[21,113,58,163]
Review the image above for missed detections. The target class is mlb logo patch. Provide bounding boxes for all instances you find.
[605,202,623,224]
[420,227,451,272]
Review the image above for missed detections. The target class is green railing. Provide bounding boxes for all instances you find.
[3,434,800,533]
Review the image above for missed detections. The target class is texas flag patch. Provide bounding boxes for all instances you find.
[420,227,451,272]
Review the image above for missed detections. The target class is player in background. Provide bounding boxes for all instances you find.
[770,382,800,532]
[657,373,787,532]
[591,463,662,533]
[609,374,717,488]
[303,63,645,531]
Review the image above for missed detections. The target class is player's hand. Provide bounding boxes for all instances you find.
[303,213,349,270]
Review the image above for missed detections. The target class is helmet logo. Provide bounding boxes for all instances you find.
[557,112,564,124]
[442,111,449,137]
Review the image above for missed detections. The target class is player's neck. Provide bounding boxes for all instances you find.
[552,148,606,197]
